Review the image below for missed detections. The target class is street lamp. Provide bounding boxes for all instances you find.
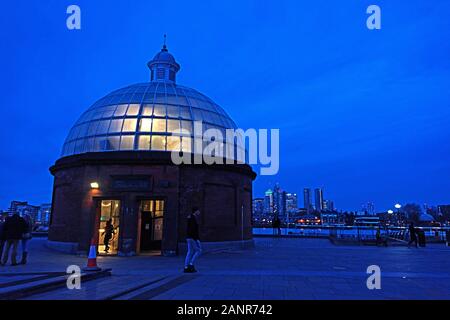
[395,203,402,226]
[387,210,394,214]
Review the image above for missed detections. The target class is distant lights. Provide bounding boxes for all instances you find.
[90,182,100,189]
[395,204,402,209]
[387,210,394,214]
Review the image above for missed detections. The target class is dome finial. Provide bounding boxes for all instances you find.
[162,34,168,52]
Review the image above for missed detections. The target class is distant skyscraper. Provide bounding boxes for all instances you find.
[272,184,286,217]
[253,198,264,216]
[362,202,375,215]
[303,188,313,213]
[323,200,335,211]
[286,193,298,213]
[314,188,324,212]
[264,189,274,215]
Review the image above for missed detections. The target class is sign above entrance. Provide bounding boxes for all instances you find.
[111,176,153,191]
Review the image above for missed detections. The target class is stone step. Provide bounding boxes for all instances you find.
[0,269,112,300]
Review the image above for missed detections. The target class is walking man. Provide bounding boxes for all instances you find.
[184,207,202,273]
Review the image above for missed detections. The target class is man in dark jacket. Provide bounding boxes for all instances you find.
[1,214,26,266]
[184,207,202,273]
[408,222,418,248]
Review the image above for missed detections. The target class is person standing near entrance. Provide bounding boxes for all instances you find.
[1,213,26,266]
[184,207,202,273]
[408,222,418,248]
[102,219,115,254]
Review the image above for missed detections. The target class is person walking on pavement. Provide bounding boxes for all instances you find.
[408,222,418,248]
[1,213,26,266]
[184,207,202,273]
[20,214,33,264]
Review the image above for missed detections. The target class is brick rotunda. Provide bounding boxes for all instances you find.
[48,42,256,256]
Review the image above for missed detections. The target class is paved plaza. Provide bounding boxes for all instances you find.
[1,237,449,300]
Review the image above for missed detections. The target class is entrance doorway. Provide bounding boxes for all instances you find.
[97,200,121,255]
[139,200,165,253]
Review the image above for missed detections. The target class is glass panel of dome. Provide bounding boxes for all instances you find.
[76,123,89,138]
[177,96,189,106]
[192,108,203,121]
[181,120,193,135]
[79,111,93,123]
[167,106,180,118]
[167,136,181,151]
[106,136,120,151]
[151,136,166,151]
[142,92,155,103]
[120,135,135,150]
[166,85,176,95]
[167,95,178,105]
[139,118,152,132]
[138,135,150,150]
[134,85,147,93]
[122,118,137,132]
[154,93,166,103]
[67,126,79,141]
[188,97,200,108]
[131,92,144,102]
[181,137,192,153]
[109,119,124,133]
[109,95,122,104]
[63,142,75,156]
[96,120,111,135]
[126,104,140,116]
[155,83,166,93]
[91,109,105,120]
[202,111,216,124]
[88,121,100,136]
[167,119,181,134]
[114,104,128,116]
[142,104,153,116]
[175,87,187,96]
[152,118,166,132]
[153,104,166,117]
[180,107,191,119]
[102,105,116,118]
[119,93,134,103]
[84,138,95,152]
[74,139,85,153]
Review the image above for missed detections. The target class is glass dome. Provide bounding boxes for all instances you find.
[61,82,241,157]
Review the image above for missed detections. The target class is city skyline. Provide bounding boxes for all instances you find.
[1,1,450,211]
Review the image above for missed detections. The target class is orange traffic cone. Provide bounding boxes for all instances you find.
[83,239,101,272]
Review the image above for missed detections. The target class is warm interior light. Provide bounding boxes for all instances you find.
[90,182,100,189]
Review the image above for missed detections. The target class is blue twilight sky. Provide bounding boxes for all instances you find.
[0,0,449,211]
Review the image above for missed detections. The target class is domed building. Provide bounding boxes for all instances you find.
[48,43,256,256]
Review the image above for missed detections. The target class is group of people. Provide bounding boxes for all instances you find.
[0,213,33,266]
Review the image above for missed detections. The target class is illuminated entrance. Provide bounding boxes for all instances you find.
[97,200,120,255]
[139,200,165,253]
